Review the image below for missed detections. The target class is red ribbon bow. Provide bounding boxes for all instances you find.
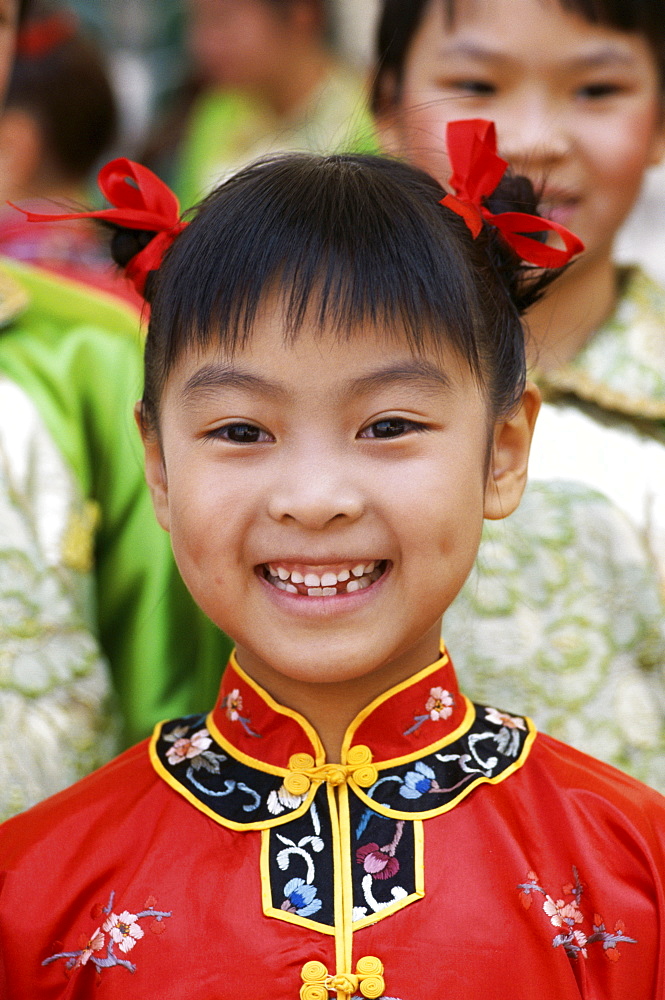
[9,158,188,296]
[440,119,584,267]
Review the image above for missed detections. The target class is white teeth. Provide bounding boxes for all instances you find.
[307,587,323,596]
[322,587,337,596]
[357,577,370,590]
[351,564,365,578]
[268,564,278,576]
[291,570,304,584]
[285,583,298,593]
[364,561,375,574]
[304,573,321,588]
[346,579,361,593]
[320,571,338,587]
[337,569,350,582]
[277,567,290,581]
[274,579,287,591]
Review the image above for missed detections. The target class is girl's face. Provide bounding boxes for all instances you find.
[142,304,536,697]
[379,0,665,265]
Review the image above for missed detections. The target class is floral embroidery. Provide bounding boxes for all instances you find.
[75,927,105,967]
[267,782,307,815]
[427,687,454,720]
[104,910,144,953]
[222,688,261,738]
[404,686,455,735]
[165,727,212,766]
[356,820,404,880]
[42,891,172,976]
[518,867,637,961]
[353,814,411,920]
[484,707,525,730]
[282,877,322,917]
[400,761,440,799]
[163,723,226,773]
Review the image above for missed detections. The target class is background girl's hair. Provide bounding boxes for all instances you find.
[127,152,561,432]
[8,4,117,181]
[372,0,665,113]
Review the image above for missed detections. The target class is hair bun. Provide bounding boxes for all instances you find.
[109,227,155,269]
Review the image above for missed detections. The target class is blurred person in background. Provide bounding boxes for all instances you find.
[0,0,233,819]
[369,0,665,790]
[0,3,142,306]
[146,0,377,207]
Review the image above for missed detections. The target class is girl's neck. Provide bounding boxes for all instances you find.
[524,248,618,374]
[235,630,442,763]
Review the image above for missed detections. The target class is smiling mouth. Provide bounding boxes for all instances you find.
[262,560,388,596]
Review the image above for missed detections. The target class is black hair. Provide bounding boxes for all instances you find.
[372,0,665,112]
[108,152,561,432]
[7,5,117,181]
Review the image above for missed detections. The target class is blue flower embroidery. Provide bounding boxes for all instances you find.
[400,761,439,799]
[281,878,322,917]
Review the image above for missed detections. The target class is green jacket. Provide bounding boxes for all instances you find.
[0,260,231,744]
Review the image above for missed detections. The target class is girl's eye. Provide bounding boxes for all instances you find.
[359,418,425,439]
[445,79,496,96]
[212,422,272,444]
[577,82,623,99]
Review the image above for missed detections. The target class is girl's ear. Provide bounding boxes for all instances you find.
[134,401,171,532]
[483,381,541,520]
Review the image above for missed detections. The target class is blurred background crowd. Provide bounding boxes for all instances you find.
[4,0,663,283]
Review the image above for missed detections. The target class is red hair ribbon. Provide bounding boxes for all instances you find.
[440,119,584,267]
[16,10,78,59]
[8,158,188,296]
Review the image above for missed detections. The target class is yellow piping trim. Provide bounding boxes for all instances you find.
[352,820,425,930]
[149,719,318,832]
[228,650,325,763]
[341,647,449,757]
[260,829,335,936]
[350,717,537,821]
[338,784,354,974]
[329,783,346,980]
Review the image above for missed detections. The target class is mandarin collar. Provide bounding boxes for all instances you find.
[150,647,534,830]
[210,646,469,770]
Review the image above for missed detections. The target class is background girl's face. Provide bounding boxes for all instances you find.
[380,0,665,265]
[187,0,292,90]
[142,305,534,697]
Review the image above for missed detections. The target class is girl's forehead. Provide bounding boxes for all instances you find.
[169,314,473,393]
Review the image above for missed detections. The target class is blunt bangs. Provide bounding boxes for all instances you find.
[148,153,488,395]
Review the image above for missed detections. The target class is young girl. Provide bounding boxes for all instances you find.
[1,144,664,998]
[372,0,665,784]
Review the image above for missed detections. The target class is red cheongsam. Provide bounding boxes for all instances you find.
[1,647,664,999]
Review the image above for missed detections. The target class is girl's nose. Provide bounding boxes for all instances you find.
[266,458,365,529]
[498,95,572,172]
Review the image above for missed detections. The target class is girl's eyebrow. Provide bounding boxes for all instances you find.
[437,41,639,71]
[347,360,452,396]
[181,362,288,401]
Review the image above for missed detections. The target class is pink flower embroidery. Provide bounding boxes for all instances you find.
[165,727,213,766]
[426,686,453,721]
[518,867,637,962]
[356,844,400,880]
[103,911,144,954]
[485,706,526,730]
[74,928,104,967]
[225,689,243,721]
[543,895,584,928]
